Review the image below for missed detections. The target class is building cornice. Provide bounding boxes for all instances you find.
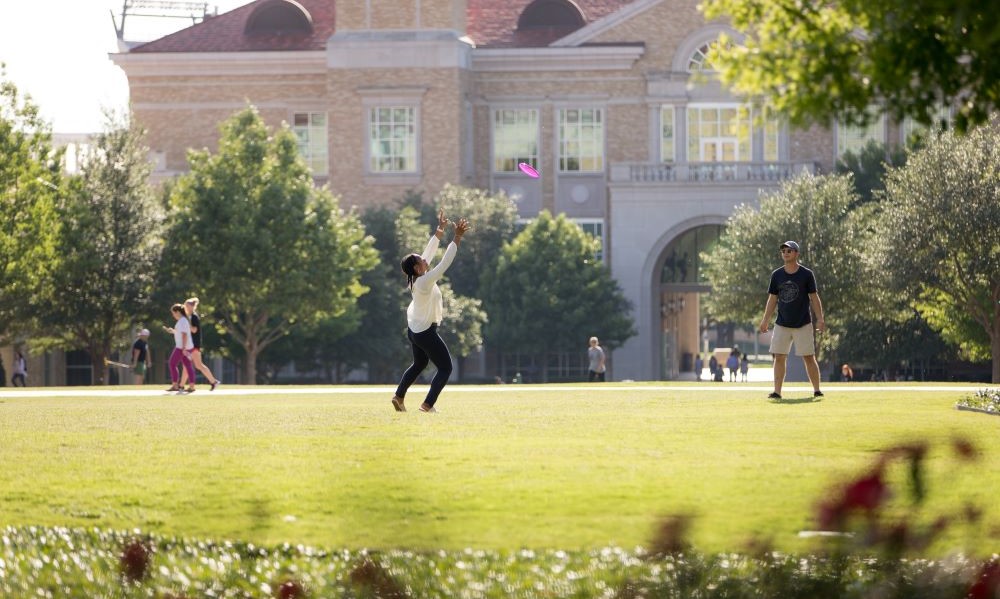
[472,45,644,72]
[109,51,327,77]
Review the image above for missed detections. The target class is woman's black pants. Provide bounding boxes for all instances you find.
[395,324,453,407]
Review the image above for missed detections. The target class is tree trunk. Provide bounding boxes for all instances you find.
[992,326,999,384]
[90,345,107,385]
[244,341,258,385]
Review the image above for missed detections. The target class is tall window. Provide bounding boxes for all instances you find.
[559,108,604,172]
[369,106,417,173]
[293,112,328,176]
[660,106,675,163]
[686,105,751,161]
[902,105,952,147]
[574,218,605,261]
[837,107,885,158]
[493,109,539,172]
[763,108,780,161]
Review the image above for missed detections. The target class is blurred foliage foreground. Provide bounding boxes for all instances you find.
[1,436,998,598]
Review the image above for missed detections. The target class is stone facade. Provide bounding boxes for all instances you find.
[104,0,912,383]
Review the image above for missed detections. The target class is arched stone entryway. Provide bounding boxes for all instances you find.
[652,223,726,380]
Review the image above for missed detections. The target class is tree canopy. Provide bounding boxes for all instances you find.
[702,0,1000,132]
[0,68,62,341]
[33,111,163,384]
[702,174,870,332]
[483,211,635,379]
[876,125,1000,382]
[158,106,378,383]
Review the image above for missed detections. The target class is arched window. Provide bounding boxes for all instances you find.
[687,39,731,72]
[517,0,585,30]
[244,0,313,36]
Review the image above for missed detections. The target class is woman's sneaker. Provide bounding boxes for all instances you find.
[391,396,406,412]
[419,403,437,413]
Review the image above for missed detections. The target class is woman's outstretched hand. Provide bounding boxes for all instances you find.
[454,218,471,243]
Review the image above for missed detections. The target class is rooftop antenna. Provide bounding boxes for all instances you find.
[111,0,217,44]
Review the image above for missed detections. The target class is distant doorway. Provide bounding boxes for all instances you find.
[657,224,726,379]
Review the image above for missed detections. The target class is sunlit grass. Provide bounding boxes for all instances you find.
[0,384,997,556]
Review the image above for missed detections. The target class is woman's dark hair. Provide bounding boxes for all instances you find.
[401,254,421,289]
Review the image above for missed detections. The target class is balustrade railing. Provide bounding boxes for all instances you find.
[612,161,817,184]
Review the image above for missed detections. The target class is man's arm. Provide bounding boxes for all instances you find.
[809,293,825,332]
[759,294,777,333]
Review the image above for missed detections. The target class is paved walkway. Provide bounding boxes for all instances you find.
[0,383,985,398]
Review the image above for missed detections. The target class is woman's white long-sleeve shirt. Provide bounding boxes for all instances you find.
[406,233,458,333]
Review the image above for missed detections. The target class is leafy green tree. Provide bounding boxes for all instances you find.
[433,183,518,298]
[32,111,163,384]
[312,203,410,383]
[702,174,870,337]
[159,106,378,384]
[702,0,999,131]
[0,67,62,341]
[256,310,362,383]
[835,140,907,204]
[482,211,635,381]
[838,312,957,381]
[439,284,487,379]
[876,126,1000,382]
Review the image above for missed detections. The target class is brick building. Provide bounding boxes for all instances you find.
[108,0,925,382]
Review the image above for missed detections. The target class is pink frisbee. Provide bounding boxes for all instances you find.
[518,162,539,178]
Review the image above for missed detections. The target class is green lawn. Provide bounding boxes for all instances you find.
[1,383,997,556]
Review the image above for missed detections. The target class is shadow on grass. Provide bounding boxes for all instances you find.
[770,396,823,405]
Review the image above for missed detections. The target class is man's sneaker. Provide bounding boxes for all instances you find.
[419,403,437,413]
[814,390,824,397]
[210,380,219,391]
[391,396,406,412]
[767,392,782,399]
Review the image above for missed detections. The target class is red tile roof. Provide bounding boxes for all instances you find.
[130,0,636,53]
[469,0,634,47]
[131,0,336,53]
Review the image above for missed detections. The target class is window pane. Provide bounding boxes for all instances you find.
[661,106,675,163]
[559,108,604,172]
[293,112,328,176]
[369,105,417,172]
[493,109,539,173]
[838,110,885,157]
[687,104,752,162]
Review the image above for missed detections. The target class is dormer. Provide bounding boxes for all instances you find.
[244,0,313,36]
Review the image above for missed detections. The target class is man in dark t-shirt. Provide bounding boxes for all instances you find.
[758,241,826,399]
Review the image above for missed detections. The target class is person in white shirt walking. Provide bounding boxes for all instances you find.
[391,211,470,413]
[164,303,197,393]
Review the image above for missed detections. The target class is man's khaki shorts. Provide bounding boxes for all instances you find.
[769,324,815,356]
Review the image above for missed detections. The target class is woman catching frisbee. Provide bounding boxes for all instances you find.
[391,210,471,413]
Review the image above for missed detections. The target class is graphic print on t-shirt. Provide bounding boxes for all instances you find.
[778,280,800,303]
